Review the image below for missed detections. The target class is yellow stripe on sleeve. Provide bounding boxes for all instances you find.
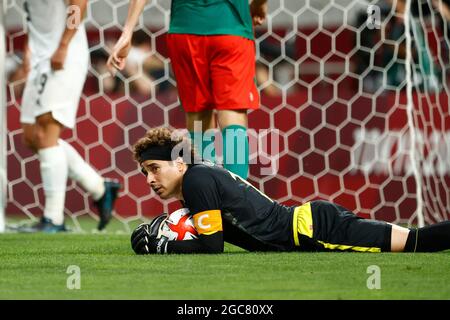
[193,210,223,235]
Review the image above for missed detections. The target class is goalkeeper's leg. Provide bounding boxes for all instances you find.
[186,110,216,163]
[402,221,450,252]
[312,201,450,253]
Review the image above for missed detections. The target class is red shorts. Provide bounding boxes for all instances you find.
[167,34,260,112]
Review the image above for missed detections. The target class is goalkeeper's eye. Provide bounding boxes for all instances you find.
[141,167,148,176]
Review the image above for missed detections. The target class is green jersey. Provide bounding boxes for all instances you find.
[168,0,254,40]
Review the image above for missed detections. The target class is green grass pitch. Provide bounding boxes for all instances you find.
[1,218,449,300]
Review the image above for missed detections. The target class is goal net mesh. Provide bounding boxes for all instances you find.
[3,0,450,232]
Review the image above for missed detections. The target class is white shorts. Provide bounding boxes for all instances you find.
[20,59,88,129]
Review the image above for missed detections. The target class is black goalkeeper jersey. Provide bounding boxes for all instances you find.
[182,163,296,251]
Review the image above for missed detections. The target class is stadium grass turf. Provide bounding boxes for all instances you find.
[1,218,449,300]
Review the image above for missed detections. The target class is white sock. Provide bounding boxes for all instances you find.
[38,145,68,225]
[58,139,105,201]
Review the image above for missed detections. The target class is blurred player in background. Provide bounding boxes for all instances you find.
[130,127,450,254]
[107,0,268,180]
[18,0,120,232]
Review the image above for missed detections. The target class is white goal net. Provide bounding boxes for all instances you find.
[2,0,450,232]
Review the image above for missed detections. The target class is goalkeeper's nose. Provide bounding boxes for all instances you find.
[146,172,156,184]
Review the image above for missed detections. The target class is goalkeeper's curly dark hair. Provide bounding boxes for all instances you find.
[132,127,199,164]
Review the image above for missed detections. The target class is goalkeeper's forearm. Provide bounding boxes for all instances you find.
[166,232,224,254]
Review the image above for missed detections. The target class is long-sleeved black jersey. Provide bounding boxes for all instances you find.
[167,163,296,253]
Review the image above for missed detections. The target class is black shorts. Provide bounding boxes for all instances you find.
[293,200,392,252]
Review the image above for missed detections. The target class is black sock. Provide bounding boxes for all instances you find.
[404,221,450,252]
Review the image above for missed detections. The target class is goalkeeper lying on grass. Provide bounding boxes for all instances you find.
[130,127,450,254]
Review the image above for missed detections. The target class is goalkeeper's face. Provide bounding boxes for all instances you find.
[141,159,186,200]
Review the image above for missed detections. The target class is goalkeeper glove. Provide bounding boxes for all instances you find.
[130,214,169,254]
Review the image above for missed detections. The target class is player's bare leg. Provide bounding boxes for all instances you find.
[389,223,410,252]
[22,113,62,152]
[186,110,216,163]
[21,124,38,153]
[390,221,450,252]
[186,110,216,131]
[217,109,249,179]
[217,109,248,129]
